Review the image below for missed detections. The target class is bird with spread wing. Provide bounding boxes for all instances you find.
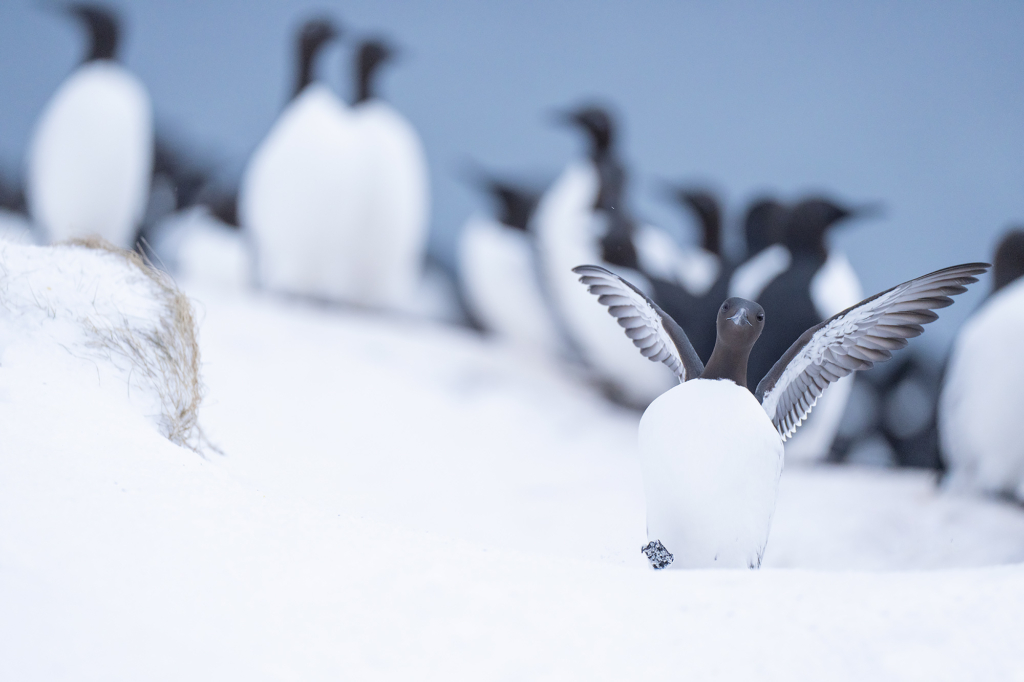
[571,260,988,569]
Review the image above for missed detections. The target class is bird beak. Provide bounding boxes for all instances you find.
[728,309,752,326]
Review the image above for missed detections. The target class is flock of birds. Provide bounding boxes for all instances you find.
[2,4,1024,567]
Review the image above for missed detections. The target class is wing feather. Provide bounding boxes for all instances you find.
[756,262,989,440]
[572,265,704,382]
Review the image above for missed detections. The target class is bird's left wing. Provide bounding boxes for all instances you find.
[573,264,704,382]
[756,262,989,440]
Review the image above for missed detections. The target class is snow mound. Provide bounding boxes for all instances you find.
[0,238,205,449]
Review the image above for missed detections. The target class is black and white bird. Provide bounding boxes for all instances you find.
[940,228,1024,501]
[739,198,876,462]
[573,261,987,569]
[727,197,789,301]
[341,38,430,310]
[649,187,730,362]
[457,174,566,354]
[640,186,723,298]
[532,105,676,404]
[26,3,153,248]
[239,18,352,299]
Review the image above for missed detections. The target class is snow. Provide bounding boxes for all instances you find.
[3,254,1024,680]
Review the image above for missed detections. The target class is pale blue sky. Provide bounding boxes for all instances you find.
[1,1,1022,351]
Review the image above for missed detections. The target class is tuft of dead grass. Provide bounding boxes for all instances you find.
[62,237,212,453]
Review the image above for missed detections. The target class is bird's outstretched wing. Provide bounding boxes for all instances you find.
[572,264,704,382]
[756,262,989,440]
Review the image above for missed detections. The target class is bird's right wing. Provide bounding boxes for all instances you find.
[755,262,989,440]
[573,265,704,382]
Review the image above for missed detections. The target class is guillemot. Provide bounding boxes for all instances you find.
[744,197,876,463]
[574,260,988,568]
[457,173,566,354]
[940,228,1024,501]
[238,17,350,299]
[26,3,153,249]
[531,105,675,405]
[340,38,431,310]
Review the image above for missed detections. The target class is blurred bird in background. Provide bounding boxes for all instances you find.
[456,168,568,355]
[940,227,1024,501]
[531,105,677,405]
[26,3,153,249]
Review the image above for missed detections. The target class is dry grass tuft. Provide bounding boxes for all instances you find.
[62,237,212,453]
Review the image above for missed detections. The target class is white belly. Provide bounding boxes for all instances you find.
[729,244,791,301]
[638,379,784,569]
[27,61,153,249]
[239,85,361,301]
[940,278,1024,499]
[345,101,430,310]
[458,215,564,354]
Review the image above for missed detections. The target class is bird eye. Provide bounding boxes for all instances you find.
[756,313,765,322]
[722,302,730,311]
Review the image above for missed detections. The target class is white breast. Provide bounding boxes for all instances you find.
[344,100,430,310]
[458,214,564,355]
[532,162,676,404]
[638,379,784,568]
[940,277,1024,500]
[729,244,791,301]
[239,85,360,300]
[26,61,153,249]
[634,224,720,297]
[810,251,864,321]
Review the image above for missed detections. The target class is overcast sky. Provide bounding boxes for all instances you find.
[1,0,1022,352]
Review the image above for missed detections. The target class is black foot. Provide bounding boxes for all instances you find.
[642,540,674,569]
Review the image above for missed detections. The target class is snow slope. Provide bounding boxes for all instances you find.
[3,274,1024,680]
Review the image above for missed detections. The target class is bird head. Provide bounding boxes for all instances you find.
[717,297,765,348]
[355,38,398,103]
[553,105,615,159]
[61,3,119,62]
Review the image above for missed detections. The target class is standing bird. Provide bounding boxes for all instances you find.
[744,198,875,462]
[728,197,790,301]
[668,187,722,256]
[532,105,675,405]
[26,4,153,249]
[940,228,1024,501]
[341,39,430,310]
[238,18,354,299]
[457,174,566,354]
[573,261,987,568]
[650,187,729,362]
